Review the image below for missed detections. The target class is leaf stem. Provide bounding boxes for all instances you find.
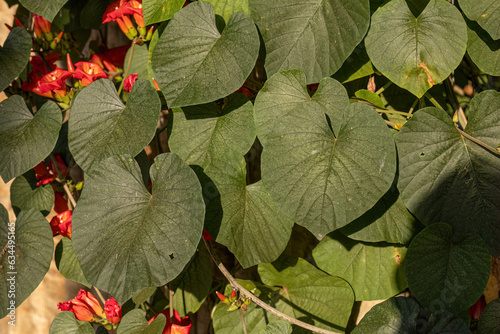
[239,308,248,334]
[424,92,445,110]
[456,128,500,156]
[93,286,106,305]
[168,283,174,321]
[375,81,392,95]
[117,38,137,95]
[375,108,413,117]
[408,98,419,117]
[203,239,341,334]
[50,154,77,208]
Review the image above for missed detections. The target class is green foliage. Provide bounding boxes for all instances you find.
[49,311,95,334]
[0,28,31,92]
[117,309,166,334]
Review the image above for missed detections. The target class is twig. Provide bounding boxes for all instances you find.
[203,239,341,334]
[375,108,413,117]
[239,308,248,334]
[168,283,174,321]
[424,92,445,110]
[93,286,106,305]
[375,81,392,95]
[457,128,500,156]
[117,37,137,95]
[50,154,77,208]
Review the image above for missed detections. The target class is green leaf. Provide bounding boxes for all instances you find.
[365,0,467,97]
[151,1,259,107]
[396,91,500,255]
[143,0,185,25]
[332,41,374,83]
[339,185,418,245]
[125,44,151,83]
[313,232,407,301]
[352,297,470,334]
[478,298,500,334]
[72,153,205,304]
[460,0,500,40]
[354,89,385,108]
[19,0,68,22]
[132,287,157,306]
[0,96,62,182]
[68,79,160,172]
[49,311,95,334]
[55,238,92,288]
[405,223,490,313]
[259,321,292,334]
[172,245,212,317]
[250,0,370,84]
[10,169,55,215]
[258,256,354,333]
[0,207,54,319]
[202,0,250,23]
[254,70,397,238]
[117,309,166,334]
[0,27,32,92]
[466,18,500,76]
[80,0,109,29]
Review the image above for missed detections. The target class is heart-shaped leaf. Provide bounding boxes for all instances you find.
[254,70,397,238]
[49,311,94,334]
[55,238,91,288]
[405,223,490,313]
[151,1,259,107]
[117,309,166,334]
[0,206,54,319]
[478,298,500,334]
[203,0,250,23]
[466,18,500,76]
[258,256,354,332]
[396,91,500,255]
[259,321,292,334]
[72,153,205,304]
[10,169,55,215]
[0,27,32,92]
[19,0,68,22]
[250,0,370,84]
[313,232,407,301]
[365,0,467,97]
[68,79,160,172]
[460,0,500,40]
[0,96,62,182]
[143,0,185,25]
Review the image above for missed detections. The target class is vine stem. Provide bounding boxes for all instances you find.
[117,37,137,95]
[375,108,413,117]
[239,308,248,334]
[203,239,341,334]
[424,92,445,110]
[50,154,77,208]
[457,128,500,156]
[93,286,106,306]
[375,81,392,95]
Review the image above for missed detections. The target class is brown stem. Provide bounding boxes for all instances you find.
[50,154,77,208]
[203,240,341,334]
[238,308,248,334]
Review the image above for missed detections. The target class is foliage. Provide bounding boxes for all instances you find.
[1,0,500,333]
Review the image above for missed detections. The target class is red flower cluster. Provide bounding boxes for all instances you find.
[32,154,67,187]
[148,309,191,334]
[103,0,146,39]
[33,14,52,41]
[21,53,60,92]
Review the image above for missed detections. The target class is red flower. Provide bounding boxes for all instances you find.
[53,191,69,214]
[33,161,55,186]
[33,14,51,39]
[148,309,191,334]
[468,295,486,322]
[102,0,130,23]
[50,210,72,238]
[22,53,60,92]
[49,154,68,179]
[91,54,118,74]
[104,298,122,324]
[72,61,108,87]
[123,73,138,92]
[58,289,104,321]
[128,1,144,28]
[32,68,72,98]
[203,229,213,241]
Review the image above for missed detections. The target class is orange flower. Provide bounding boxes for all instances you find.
[50,210,72,238]
[58,290,104,321]
[32,68,72,98]
[104,298,122,324]
[72,61,108,87]
[33,14,51,39]
[148,309,191,334]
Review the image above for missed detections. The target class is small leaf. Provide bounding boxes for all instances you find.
[55,238,92,288]
[365,0,467,97]
[0,96,62,182]
[68,79,160,172]
[72,153,205,304]
[0,207,54,319]
[0,27,32,92]
[478,298,500,334]
[117,309,166,334]
[49,311,94,334]
[10,169,55,215]
[151,1,259,107]
[405,223,490,313]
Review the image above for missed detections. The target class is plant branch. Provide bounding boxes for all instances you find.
[457,128,500,156]
[203,239,341,334]
[239,308,248,334]
[424,92,445,110]
[375,81,392,95]
[117,38,137,95]
[93,286,106,306]
[50,154,77,208]
[375,108,413,117]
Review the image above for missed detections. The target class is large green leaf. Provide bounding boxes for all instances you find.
[466,18,500,76]
[55,238,91,288]
[0,27,32,92]
[125,44,151,83]
[460,0,500,40]
[117,309,166,334]
[249,0,370,84]
[49,311,94,334]
[203,0,250,23]
[80,0,109,29]
[396,91,500,255]
[254,70,397,238]
[19,0,68,22]
[10,169,55,215]
[143,0,185,25]
[68,79,160,172]
[313,232,407,301]
[151,1,259,107]
[0,207,54,319]
[72,153,205,304]
[259,321,292,334]
[0,96,62,182]
[258,256,354,333]
[405,223,490,313]
[478,298,500,334]
[365,0,467,97]
[170,95,293,267]
[171,245,212,317]
[352,297,470,334]
[339,184,418,245]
